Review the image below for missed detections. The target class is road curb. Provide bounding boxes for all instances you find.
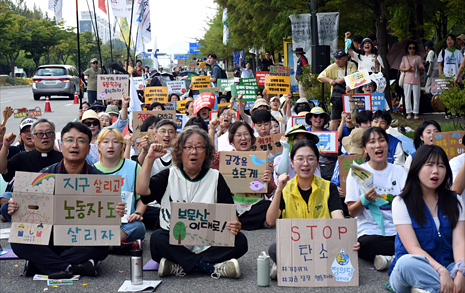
[0,85,32,89]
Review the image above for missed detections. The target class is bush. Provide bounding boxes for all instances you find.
[4,76,30,86]
[300,65,331,107]
[438,75,465,130]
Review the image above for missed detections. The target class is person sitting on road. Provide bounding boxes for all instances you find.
[7,122,125,278]
[136,126,248,278]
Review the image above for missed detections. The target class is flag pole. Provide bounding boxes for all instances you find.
[91,0,104,69]
[126,0,136,70]
[76,0,82,106]
[106,0,113,63]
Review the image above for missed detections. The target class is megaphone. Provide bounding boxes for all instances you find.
[192,57,198,61]
[201,56,208,62]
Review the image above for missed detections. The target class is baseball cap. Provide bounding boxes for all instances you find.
[20,117,37,132]
[90,58,98,63]
[333,49,347,58]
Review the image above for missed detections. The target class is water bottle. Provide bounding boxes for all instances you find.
[130,248,143,285]
[257,251,270,287]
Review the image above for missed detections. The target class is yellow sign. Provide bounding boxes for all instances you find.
[344,69,371,89]
[177,100,187,113]
[264,76,291,95]
[144,87,169,104]
[191,76,211,90]
[199,62,206,68]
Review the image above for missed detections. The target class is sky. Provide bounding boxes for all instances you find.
[24,0,218,65]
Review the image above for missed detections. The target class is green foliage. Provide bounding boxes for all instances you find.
[299,65,331,104]
[438,75,465,130]
[5,76,28,85]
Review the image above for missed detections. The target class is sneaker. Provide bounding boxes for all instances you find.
[374,255,393,271]
[211,258,241,279]
[270,262,277,280]
[113,241,135,255]
[158,258,186,277]
[48,271,73,279]
[71,259,97,277]
[24,260,42,277]
[411,288,431,293]
[445,114,453,119]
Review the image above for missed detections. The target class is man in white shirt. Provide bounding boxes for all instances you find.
[438,34,463,77]
[424,41,438,94]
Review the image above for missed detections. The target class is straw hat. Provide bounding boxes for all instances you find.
[285,125,319,145]
[81,110,103,129]
[342,128,366,154]
[305,107,330,126]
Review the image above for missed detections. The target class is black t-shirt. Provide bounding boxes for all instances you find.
[142,167,234,206]
[3,149,63,182]
[261,58,273,71]
[279,182,342,213]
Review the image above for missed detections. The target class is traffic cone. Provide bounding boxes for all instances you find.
[73,91,79,104]
[44,96,52,112]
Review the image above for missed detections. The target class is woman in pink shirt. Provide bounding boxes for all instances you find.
[400,42,425,120]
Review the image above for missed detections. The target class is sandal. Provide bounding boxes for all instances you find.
[406,115,412,119]
[414,115,419,120]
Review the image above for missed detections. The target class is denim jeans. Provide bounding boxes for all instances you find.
[0,202,11,222]
[121,221,146,242]
[390,254,455,293]
[87,90,97,105]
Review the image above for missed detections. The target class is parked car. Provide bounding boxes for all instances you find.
[32,65,83,100]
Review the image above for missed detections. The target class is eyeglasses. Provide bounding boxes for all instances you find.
[158,129,175,135]
[92,61,98,64]
[294,156,317,164]
[234,133,251,139]
[34,132,54,139]
[408,46,416,50]
[312,114,324,118]
[63,137,88,146]
[182,146,206,152]
[84,120,99,127]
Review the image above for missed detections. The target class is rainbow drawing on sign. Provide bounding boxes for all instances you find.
[31,174,56,186]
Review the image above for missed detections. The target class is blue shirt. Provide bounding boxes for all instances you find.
[211,63,221,87]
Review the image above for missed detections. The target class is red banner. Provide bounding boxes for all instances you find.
[193,92,216,115]
[98,0,107,13]
[256,71,270,86]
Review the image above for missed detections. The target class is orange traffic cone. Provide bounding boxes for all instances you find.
[73,91,79,104]
[44,96,52,112]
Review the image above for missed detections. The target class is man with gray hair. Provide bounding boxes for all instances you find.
[0,118,63,222]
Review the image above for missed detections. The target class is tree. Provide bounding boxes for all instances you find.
[172,221,186,245]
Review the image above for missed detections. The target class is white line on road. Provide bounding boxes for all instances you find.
[0,100,12,103]
[65,103,74,106]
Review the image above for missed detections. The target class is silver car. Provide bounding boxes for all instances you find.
[32,65,83,100]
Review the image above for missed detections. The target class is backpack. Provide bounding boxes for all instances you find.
[214,64,228,79]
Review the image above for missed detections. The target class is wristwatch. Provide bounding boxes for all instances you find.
[135,212,142,216]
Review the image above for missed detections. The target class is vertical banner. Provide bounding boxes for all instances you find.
[316,13,340,55]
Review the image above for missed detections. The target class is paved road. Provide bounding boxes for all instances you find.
[0,86,89,133]
[0,86,391,292]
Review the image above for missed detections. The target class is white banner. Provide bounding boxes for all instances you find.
[48,0,63,24]
[111,0,141,19]
[138,0,151,42]
[316,12,340,55]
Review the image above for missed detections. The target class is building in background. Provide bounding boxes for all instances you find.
[79,11,119,44]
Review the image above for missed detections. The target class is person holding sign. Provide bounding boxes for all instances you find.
[84,58,107,105]
[399,41,425,120]
[8,122,126,277]
[94,128,146,253]
[345,127,407,271]
[136,126,247,278]
[389,145,465,293]
[404,120,441,172]
[226,121,276,230]
[266,139,359,279]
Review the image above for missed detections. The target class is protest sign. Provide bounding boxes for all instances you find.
[232,78,259,100]
[188,60,197,69]
[191,76,211,90]
[175,113,188,131]
[164,102,177,111]
[310,100,319,107]
[277,218,358,287]
[132,77,145,91]
[270,66,291,76]
[209,110,240,122]
[97,74,129,100]
[342,94,372,113]
[177,100,187,113]
[291,116,307,127]
[167,80,186,94]
[144,87,169,104]
[199,62,206,68]
[14,107,42,118]
[132,110,177,138]
[169,202,236,247]
[310,131,338,153]
[344,70,371,90]
[431,78,453,95]
[251,133,284,163]
[134,132,157,155]
[10,172,121,246]
[432,131,465,160]
[177,59,186,66]
[193,92,216,115]
[219,151,269,193]
[199,87,220,94]
[226,72,235,79]
[218,79,236,91]
[265,76,291,95]
[371,93,386,112]
[256,71,270,86]
[338,154,366,192]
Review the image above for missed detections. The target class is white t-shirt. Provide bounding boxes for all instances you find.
[438,49,463,77]
[241,69,254,78]
[450,153,465,197]
[393,195,465,230]
[353,54,384,72]
[345,162,407,238]
[426,50,438,71]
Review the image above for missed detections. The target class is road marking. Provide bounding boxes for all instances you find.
[65,103,74,106]
[0,100,12,103]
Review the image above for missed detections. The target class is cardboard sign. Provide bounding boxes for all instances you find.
[132,110,177,137]
[133,77,145,90]
[371,93,386,112]
[191,76,211,90]
[193,92,216,115]
[134,132,158,154]
[338,154,366,192]
[432,131,465,160]
[167,80,186,94]
[265,76,291,95]
[256,71,270,86]
[218,79,236,92]
[9,172,121,246]
[177,100,187,113]
[164,102,177,111]
[188,60,197,69]
[251,133,284,163]
[169,202,236,247]
[431,78,453,95]
[177,59,186,66]
[270,66,291,76]
[14,107,42,118]
[344,70,371,89]
[343,94,372,113]
[310,131,338,153]
[199,62,206,68]
[219,151,269,193]
[144,87,169,104]
[97,74,129,100]
[277,219,359,287]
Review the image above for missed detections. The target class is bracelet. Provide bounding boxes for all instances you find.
[123,105,129,108]
[135,212,142,216]
[349,100,355,102]
[436,265,444,272]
